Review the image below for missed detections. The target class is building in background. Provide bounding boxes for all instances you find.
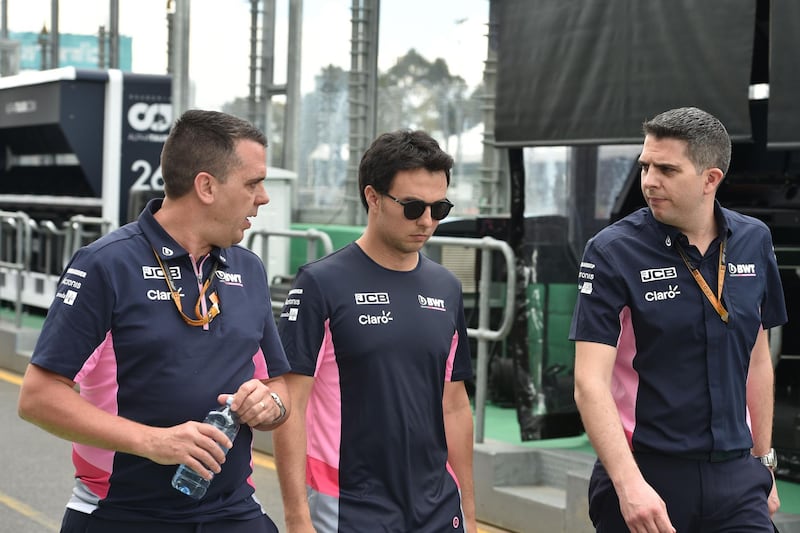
[9,31,132,71]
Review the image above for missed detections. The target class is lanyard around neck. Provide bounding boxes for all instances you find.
[674,240,728,323]
[152,248,221,326]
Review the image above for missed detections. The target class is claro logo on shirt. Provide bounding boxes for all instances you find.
[148,288,182,301]
[359,310,393,325]
[644,284,681,302]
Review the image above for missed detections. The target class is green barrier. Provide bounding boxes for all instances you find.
[288,223,364,274]
[526,282,577,372]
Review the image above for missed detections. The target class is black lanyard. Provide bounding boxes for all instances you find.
[674,240,728,323]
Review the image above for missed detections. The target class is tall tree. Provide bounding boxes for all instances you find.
[377,49,469,141]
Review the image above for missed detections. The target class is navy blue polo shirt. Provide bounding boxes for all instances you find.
[31,199,290,522]
[569,204,787,455]
[277,243,473,532]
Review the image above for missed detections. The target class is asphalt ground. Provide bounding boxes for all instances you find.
[0,369,510,533]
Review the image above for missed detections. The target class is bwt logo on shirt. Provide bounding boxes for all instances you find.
[215,271,243,286]
[640,266,678,283]
[355,292,390,305]
[728,263,756,276]
[418,294,446,311]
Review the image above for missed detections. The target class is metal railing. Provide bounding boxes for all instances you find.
[62,215,113,269]
[0,212,114,323]
[427,235,516,443]
[244,227,335,310]
[0,210,33,327]
[1,217,518,443]
[35,219,68,275]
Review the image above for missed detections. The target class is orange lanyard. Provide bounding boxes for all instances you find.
[675,240,728,323]
[152,249,221,327]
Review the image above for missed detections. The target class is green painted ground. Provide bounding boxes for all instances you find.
[0,306,47,330]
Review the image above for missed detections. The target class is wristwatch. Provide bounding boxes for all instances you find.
[269,392,287,423]
[755,448,777,469]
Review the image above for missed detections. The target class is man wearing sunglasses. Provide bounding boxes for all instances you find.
[274,130,476,532]
[18,110,291,533]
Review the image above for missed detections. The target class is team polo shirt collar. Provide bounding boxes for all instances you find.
[646,200,732,253]
[139,198,230,267]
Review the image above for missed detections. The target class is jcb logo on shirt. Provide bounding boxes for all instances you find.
[640,267,677,283]
[142,265,181,280]
[355,292,390,305]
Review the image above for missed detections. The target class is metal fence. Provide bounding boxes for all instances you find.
[0,210,31,328]
[0,212,112,326]
[1,219,516,442]
[428,235,516,443]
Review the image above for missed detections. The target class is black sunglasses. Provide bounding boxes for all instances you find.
[383,193,454,221]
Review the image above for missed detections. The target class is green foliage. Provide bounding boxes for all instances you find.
[377,49,473,139]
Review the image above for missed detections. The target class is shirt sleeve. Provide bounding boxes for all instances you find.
[448,289,474,382]
[277,266,328,376]
[30,247,114,380]
[760,229,788,329]
[257,280,291,379]
[569,236,628,346]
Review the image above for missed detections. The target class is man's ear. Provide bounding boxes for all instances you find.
[705,167,725,193]
[363,185,380,211]
[195,172,215,204]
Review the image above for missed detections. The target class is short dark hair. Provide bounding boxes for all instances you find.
[642,107,731,175]
[160,109,267,198]
[358,130,454,211]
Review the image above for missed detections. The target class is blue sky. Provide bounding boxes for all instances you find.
[7,0,489,109]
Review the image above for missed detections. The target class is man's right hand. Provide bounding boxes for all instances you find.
[144,422,231,478]
[617,477,676,533]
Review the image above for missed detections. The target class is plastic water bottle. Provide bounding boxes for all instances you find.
[171,396,240,499]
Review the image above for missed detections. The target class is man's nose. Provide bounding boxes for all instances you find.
[258,183,270,205]
[416,205,434,225]
[641,169,657,188]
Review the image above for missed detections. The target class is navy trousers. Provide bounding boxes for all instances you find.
[60,508,279,533]
[588,452,775,532]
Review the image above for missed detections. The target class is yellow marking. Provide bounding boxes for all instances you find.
[253,450,276,470]
[477,525,514,533]
[0,368,23,386]
[0,491,60,531]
